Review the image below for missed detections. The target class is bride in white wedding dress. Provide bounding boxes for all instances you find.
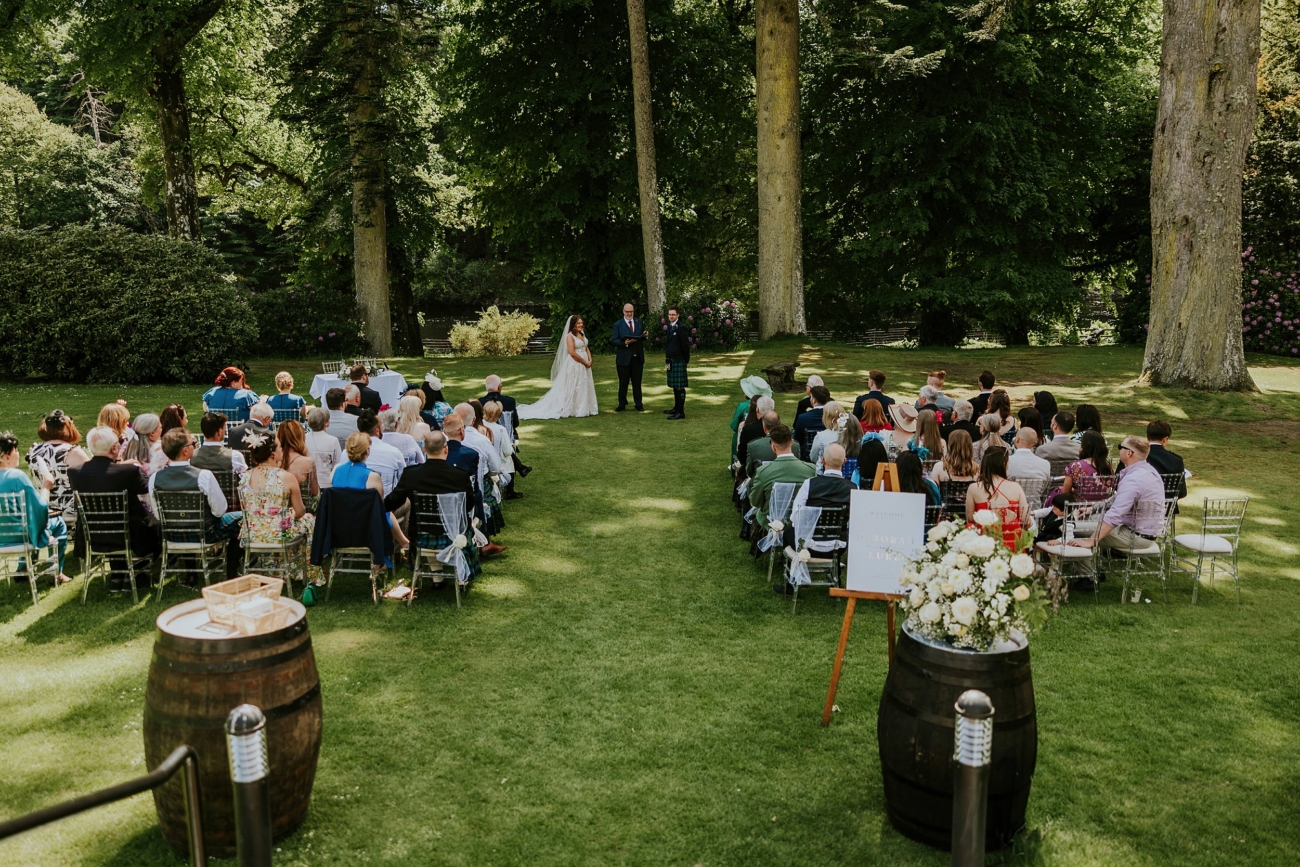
[517,315,600,419]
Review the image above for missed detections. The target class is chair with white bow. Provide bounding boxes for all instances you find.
[782,504,848,613]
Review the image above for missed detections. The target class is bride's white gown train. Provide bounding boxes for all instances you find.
[517,330,599,420]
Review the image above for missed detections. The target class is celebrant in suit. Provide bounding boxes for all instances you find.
[612,303,648,412]
[664,305,691,420]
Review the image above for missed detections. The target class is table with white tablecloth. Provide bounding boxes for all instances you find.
[308,370,411,408]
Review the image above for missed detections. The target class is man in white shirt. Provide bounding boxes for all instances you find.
[325,388,359,446]
[148,431,228,517]
[455,403,503,476]
[354,413,406,497]
[1007,429,1051,481]
[192,411,247,475]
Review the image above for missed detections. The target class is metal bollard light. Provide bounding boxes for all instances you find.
[225,704,274,867]
[951,689,995,867]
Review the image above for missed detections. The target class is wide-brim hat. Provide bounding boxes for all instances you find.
[890,403,919,433]
[740,375,772,399]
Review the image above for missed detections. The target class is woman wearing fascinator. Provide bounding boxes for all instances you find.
[419,370,455,429]
[237,431,324,586]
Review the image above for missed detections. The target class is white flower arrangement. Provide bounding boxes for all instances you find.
[899,517,1050,651]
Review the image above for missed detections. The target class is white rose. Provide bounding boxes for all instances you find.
[970,535,997,559]
[940,551,957,569]
[928,523,951,542]
[1010,552,1035,579]
[950,623,965,637]
[950,596,979,625]
[909,587,926,607]
[941,582,955,596]
[919,601,942,623]
[900,567,919,587]
[797,549,811,562]
[973,509,999,527]
[926,541,941,553]
[452,534,468,549]
[1013,584,1031,602]
[955,553,971,569]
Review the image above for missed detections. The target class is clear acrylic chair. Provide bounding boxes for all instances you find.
[939,479,973,521]
[410,492,471,608]
[1172,497,1249,604]
[1035,499,1103,601]
[1110,499,1178,604]
[0,492,58,605]
[155,491,227,602]
[326,549,383,605]
[272,408,302,428]
[1016,477,1049,510]
[75,491,150,604]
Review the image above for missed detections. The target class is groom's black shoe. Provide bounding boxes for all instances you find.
[635,405,646,411]
[663,408,674,414]
[667,412,685,420]
[615,405,627,412]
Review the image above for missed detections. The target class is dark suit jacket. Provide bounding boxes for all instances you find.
[969,392,993,419]
[385,459,475,521]
[664,320,691,363]
[942,419,981,442]
[793,407,825,439]
[481,392,519,438]
[853,390,895,418]
[346,382,383,414]
[446,439,485,524]
[1145,445,1187,498]
[736,420,766,476]
[310,487,392,567]
[611,318,647,366]
[68,456,159,556]
[228,420,271,452]
[796,396,813,417]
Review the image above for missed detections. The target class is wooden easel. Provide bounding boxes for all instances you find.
[820,462,905,727]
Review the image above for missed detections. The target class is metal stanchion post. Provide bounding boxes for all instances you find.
[226,704,273,867]
[951,689,995,867]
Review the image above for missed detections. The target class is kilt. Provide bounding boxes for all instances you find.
[416,532,483,581]
[666,359,689,389]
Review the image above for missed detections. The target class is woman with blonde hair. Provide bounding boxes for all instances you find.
[97,403,133,454]
[930,429,979,484]
[909,408,945,461]
[331,432,409,549]
[810,400,846,467]
[972,413,1006,466]
[482,402,514,487]
[395,394,431,445]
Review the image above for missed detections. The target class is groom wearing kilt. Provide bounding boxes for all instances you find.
[664,305,691,420]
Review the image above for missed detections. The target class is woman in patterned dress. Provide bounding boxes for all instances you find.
[238,433,322,585]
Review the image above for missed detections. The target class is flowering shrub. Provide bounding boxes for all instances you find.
[898,513,1050,651]
[648,294,748,352]
[1241,246,1300,356]
[449,305,541,356]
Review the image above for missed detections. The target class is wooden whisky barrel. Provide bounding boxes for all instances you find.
[877,624,1037,850]
[143,598,322,858]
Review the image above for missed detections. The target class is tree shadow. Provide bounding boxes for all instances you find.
[100,827,187,866]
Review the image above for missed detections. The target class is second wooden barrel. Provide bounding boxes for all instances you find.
[876,624,1036,850]
[143,598,323,858]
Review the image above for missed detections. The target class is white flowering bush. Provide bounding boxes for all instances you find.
[898,511,1050,651]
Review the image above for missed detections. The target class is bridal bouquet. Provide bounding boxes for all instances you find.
[898,511,1050,651]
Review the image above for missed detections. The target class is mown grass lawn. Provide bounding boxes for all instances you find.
[0,341,1297,866]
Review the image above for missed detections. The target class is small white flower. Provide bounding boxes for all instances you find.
[909,587,925,607]
[1013,584,1031,602]
[955,553,971,569]
[900,567,919,586]
[919,601,943,623]
[950,623,965,637]
[452,534,468,549]
[951,596,979,625]
[941,581,955,596]
[769,520,784,533]
[973,509,999,527]
[952,573,973,594]
[1010,553,1035,578]
[983,559,1010,582]
[926,541,941,553]
[982,575,1002,596]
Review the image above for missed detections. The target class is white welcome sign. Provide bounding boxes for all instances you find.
[846,489,927,596]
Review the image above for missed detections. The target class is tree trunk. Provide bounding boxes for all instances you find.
[1144,0,1259,390]
[386,206,424,357]
[755,0,805,338]
[626,0,667,312]
[148,61,203,241]
[346,17,392,357]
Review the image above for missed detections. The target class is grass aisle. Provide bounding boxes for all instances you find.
[1,342,1298,866]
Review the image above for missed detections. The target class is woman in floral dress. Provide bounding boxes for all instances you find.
[238,433,322,586]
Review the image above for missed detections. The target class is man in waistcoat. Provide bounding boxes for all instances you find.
[149,430,241,577]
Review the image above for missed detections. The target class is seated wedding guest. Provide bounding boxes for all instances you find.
[896,452,941,506]
[930,429,980,484]
[268,371,308,417]
[455,403,502,479]
[910,408,946,460]
[749,425,816,535]
[1033,391,1059,436]
[420,372,455,429]
[731,376,771,463]
[192,412,248,476]
[915,372,955,417]
[380,408,424,468]
[966,447,1031,534]
[98,402,134,454]
[0,430,71,582]
[941,399,979,442]
[482,374,531,498]
[326,388,359,445]
[149,429,240,575]
[230,402,274,453]
[275,420,319,495]
[352,411,407,497]
[69,426,160,592]
[1036,412,1081,462]
[1145,420,1187,499]
[396,394,432,447]
[1007,428,1051,481]
[782,443,855,556]
[238,432,321,584]
[972,413,1005,466]
[1034,493,1071,543]
[1068,437,1167,580]
[159,404,188,438]
[1017,407,1044,446]
[1072,403,1104,444]
[482,374,519,435]
[794,385,831,442]
[833,406,863,481]
[457,402,505,534]
[853,369,895,418]
[481,402,513,485]
[203,367,258,422]
[122,413,165,474]
[303,408,341,490]
[343,384,364,417]
[855,438,889,489]
[888,404,918,454]
[745,411,783,479]
[441,414,504,556]
[384,431,483,581]
[348,365,382,414]
[989,390,1017,446]
[970,371,995,418]
[332,432,410,550]
[737,396,775,476]
[858,398,892,440]
[796,375,825,417]
[809,401,848,468]
[27,410,87,530]
[1060,430,1115,502]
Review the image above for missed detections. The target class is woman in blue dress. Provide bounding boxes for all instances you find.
[203,367,259,423]
[419,372,455,429]
[268,371,307,419]
[332,433,409,550]
[0,430,70,584]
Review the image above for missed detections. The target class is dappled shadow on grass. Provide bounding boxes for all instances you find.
[13,580,170,649]
[100,829,180,867]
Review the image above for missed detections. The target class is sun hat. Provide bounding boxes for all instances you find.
[889,403,919,434]
[740,375,772,399]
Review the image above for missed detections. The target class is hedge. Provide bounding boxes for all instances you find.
[0,226,258,383]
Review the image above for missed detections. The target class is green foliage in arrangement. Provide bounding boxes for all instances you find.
[647,293,748,352]
[449,305,542,356]
[0,226,257,383]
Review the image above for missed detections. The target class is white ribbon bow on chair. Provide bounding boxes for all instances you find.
[758,483,796,553]
[787,506,823,586]
[435,493,473,585]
